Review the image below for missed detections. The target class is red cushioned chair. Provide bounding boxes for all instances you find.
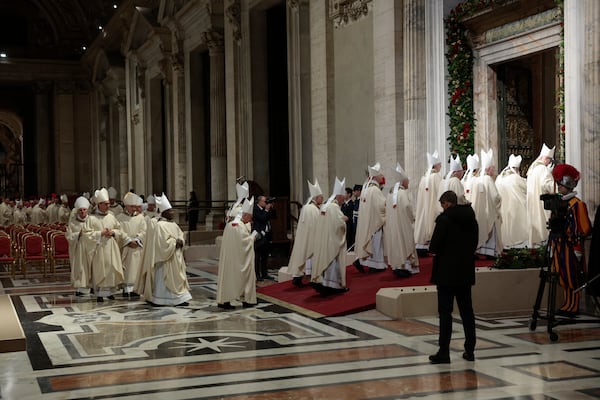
[21,233,47,277]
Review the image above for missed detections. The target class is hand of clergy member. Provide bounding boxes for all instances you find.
[128,241,139,248]
[102,228,115,238]
[176,239,184,249]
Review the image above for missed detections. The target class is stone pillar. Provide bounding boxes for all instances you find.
[287,0,311,203]
[309,0,333,188]
[581,0,600,213]
[33,82,52,195]
[403,0,427,196]
[426,0,448,169]
[204,29,227,227]
[372,0,403,173]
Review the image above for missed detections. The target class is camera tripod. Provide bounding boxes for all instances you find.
[529,237,600,342]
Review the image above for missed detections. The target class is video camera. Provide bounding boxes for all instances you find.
[540,193,569,235]
[266,197,277,205]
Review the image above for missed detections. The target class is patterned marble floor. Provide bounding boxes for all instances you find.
[1,260,600,400]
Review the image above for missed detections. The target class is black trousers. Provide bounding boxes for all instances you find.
[254,237,270,278]
[436,284,476,355]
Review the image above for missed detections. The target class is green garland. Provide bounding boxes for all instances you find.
[445,0,565,163]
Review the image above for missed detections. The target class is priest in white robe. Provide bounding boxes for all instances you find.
[117,192,147,299]
[66,196,92,296]
[287,179,324,287]
[216,197,257,309]
[414,151,443,253]
[137,193,191,307]
[495,154,528,248]
[354,162,387,272]
[440,154,466,204]
[470,149,503,257]
[462,154,480,202]
[384,163,420,278]
[82,188,126,302]
[526,143,556,247]
[311,177,348,295]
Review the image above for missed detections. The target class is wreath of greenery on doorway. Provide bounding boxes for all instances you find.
[444,0,565,163]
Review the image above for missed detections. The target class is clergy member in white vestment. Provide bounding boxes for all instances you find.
[82,188,126,302]
[287,179,324,287]
[117,192,147,299]
[13,200,27,225]
[311,177,349,295]
[470,149,503,257]
[46,195,60,223]
[462,153,480,202]
[440,154,466,204]
[143,195,160,219]
[107,186,123,216]
[226,181,249,222]
[414,151,443,253]
[66,196,92,296]
[0,197,10,227]
[384,163,420,278]
[526,143,556,247]
[30,198,48,225]
[216,197,257,309]
[138,193,192,307]
[58,194,71,223]
[495,154,528,248]
[353,162,387,273]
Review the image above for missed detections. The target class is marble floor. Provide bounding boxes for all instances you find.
[1,259,600,400]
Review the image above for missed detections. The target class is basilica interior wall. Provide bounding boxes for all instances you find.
[333,15,374,188]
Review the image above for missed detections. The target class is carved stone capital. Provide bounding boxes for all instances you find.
[226,0,242,45]
[329,0,372,28]
[202,29,225,55]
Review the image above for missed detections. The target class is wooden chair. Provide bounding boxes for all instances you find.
[0,235,17,278]
[48,232,70,274]
[20,233,47,277]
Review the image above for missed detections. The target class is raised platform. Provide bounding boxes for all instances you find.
[0,294,26,353]
[377,267,560,318]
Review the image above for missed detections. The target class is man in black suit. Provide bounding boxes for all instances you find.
[341,187,355,250]
[253,195,273,281]
[428,190,478,364]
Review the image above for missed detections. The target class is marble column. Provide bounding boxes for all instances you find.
[403,0,427,196]
[582,0,600,213]
[309,0,333,188]
[203,29,227,211]
[372,0,403,174]
[286,0,309,204]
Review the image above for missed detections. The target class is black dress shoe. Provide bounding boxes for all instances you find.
[429,353,451,364]
[129,292,140,299]
[462,351,475,361]
[218,302,235,310]
[97,296,104,303]
[353,260,365,273]
[368,267,386,273]
[75,291,84,297]
[175,302,189,307]
[292,276,305,287]
[393,269,412,278]
[556,309,577,319]
[242,302,257,308]
[106,295,115,300]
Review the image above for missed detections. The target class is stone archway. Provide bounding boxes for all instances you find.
[0,111,24,196]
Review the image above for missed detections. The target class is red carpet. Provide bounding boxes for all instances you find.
[257,256,494,317]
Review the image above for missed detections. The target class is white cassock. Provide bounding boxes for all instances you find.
[470,174,503,256]
[82,211,125,297]
[311,201,347,289]
[526,160,555,247]
[138,218,191,305]
[496,169,528,248]
[440,176,466,204]
[66,215,92,290]
[355,181,387,269]
[414,171,442,247]
[117,212,147,291]
[216,219,256,304]
[287,202,321,277]
[58,206,71,224]
[384,185,420,272]
[30,205,48,225]
[46,203,60,223]
[462,171,479,202]
[109,203,124,216]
